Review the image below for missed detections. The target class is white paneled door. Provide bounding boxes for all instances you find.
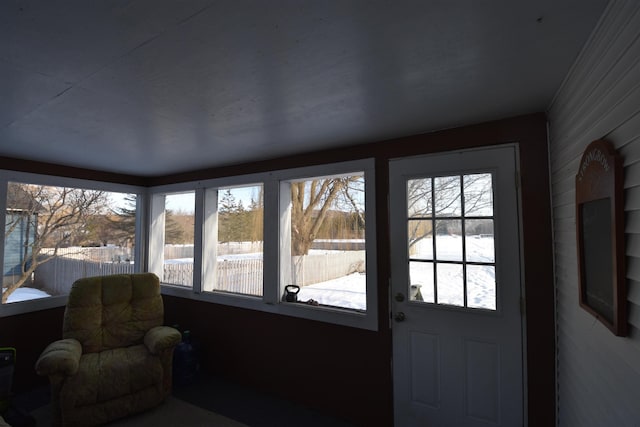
[389,146,524,426]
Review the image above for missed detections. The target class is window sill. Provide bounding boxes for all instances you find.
[0,294,67,317]
[161,283,378,331]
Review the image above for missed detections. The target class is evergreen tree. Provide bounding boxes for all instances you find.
[247,196,264,242]
[218,189,238,242]
[164,209,185,244]
[110,194,137,247]
[112,195,186,245]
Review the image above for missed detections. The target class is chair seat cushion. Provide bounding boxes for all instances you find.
[60,344,163,408]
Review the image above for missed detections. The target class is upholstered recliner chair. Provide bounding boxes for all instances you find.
[35,273,181,426]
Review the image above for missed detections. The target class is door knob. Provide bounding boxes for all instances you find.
[394,292,405,302]
[394,312,406,322]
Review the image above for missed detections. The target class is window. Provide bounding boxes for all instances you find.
[279,173,366,311]
[1,173,142,315]
[151,159,377,330]
[1,160,377,327]
[407,173,496,310]
[202,184,264,297]
[149,191,195,288]
[273,159,377,329]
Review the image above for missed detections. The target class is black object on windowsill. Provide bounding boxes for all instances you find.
[283,285,300,302]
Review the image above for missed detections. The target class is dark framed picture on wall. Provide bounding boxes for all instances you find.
[575,139,626,336]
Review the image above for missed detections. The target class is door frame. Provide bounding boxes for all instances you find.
[388,143,529,426]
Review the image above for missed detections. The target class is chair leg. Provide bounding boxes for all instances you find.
[48,375,64,426]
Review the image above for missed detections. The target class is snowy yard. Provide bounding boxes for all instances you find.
[297,272,367,310]
[295,236,495,311]
[4,287,51,303]
[4,236,496,310]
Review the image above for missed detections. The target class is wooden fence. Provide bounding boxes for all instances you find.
[291,251,365,286]
[45,243,264,261]
[34,259,135,295]
[41,246,134,262]
[33,249,364,297]
[34,257,265,296]
[164,242,264,259]
[209,258,263,296]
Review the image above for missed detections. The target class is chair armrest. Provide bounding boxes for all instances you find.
[35,338,82,377]
[144,326,181,354]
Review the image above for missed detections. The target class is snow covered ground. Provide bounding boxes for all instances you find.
[4,287,51,303]
[405,235,495,309]
[299,235,495,311]
[297,272,366,310]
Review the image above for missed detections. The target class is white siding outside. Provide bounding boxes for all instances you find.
[548,1,640,425]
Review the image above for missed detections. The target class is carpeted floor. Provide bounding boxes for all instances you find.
[15,373,355,427]
[31,396,248,427]
[171,373,356,427]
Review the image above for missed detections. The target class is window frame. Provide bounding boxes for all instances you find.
[273,160,377,330]
[147,188,199,290]
[150,159,378,331]
[0,170,145,317]
[1,158,378,330]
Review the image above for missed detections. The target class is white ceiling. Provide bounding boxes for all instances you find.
[0,0,607,177]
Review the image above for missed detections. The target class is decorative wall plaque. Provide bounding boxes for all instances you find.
[575,139,626,336]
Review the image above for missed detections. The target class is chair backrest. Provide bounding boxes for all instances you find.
[62,273,164,353]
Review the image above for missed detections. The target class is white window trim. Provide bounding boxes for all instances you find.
[1,159,378,330]
[150,159,378,331]
[0,170,145,317]
[271,159,378,330]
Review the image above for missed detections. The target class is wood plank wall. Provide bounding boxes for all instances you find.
[547,1,640,425]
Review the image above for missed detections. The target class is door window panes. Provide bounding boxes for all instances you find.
[408,220,433,260]
[409,261,434,303]
[408,178,432,218]
[464,174,494,216]
[436,263,464,307]
[467,265,496,310]
[435,219,462,262]
[434,176,462,217]
[465,219,495,263]
[406,173,497,310]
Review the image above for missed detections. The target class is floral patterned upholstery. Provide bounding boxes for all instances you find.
[35,273,181,426]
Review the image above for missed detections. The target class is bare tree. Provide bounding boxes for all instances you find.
[407,174,493,251]
[3,183,107,303]
[290,176,363,256]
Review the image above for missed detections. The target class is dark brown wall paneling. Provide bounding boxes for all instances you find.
[163,296,392,426]
[0,156,147,186]
[3,113,554,426]
[155,113,554,426]
[0,307,65,392]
